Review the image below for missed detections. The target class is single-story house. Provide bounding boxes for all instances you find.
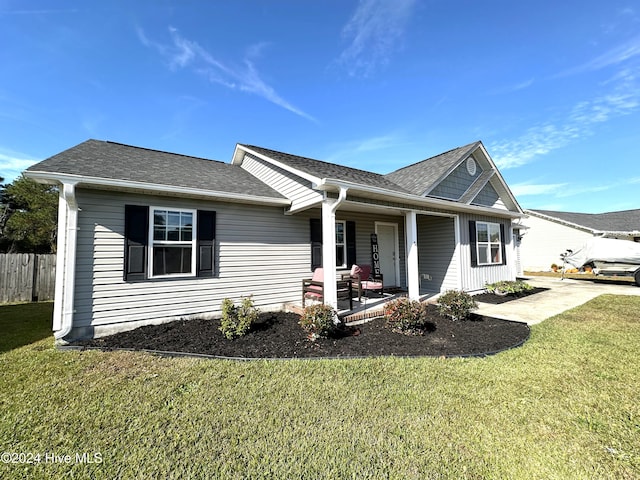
[520,208,640,271]
[25,139,524,342]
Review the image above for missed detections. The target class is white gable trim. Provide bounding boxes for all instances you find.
[232,145,322,186]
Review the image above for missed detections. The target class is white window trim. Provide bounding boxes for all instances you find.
[476,221,502,266]
[335,220,346,268]
[148,206,197,278]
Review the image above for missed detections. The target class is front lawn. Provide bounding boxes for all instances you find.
[1,296,639,478]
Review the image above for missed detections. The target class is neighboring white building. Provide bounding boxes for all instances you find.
[519,209,640,272]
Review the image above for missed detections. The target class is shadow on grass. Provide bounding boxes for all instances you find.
[0,302,53,353]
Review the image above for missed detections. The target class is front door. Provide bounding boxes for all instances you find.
[376,223,398,287]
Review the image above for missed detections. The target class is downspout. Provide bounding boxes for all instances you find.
[54,183,79,342]
[52,188,67,332]
[321,186,348,309]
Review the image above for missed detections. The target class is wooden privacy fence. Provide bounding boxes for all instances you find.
[0,254,56,304]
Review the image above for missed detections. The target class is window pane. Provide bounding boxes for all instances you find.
[167,228,180,241]
[477,223,488,242]
[181,227,192,242]
[153,246,192,275]
[336,245,345,266]
[489,224,501,242]
[478,245,489,264]
[335,222,344,245]
[181,212,193,227]
[154,211,166,226]
[491,245,501,263]
[168,212,180,227]
[154,227,166,241]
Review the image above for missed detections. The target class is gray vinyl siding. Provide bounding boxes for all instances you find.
[417,215,458,293]
[71,188,311,338]
[241,153,322,211]
[428,160,482,200]
[458,213,515,291]
[472,182,504,209]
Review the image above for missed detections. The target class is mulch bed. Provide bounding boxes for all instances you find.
[76,304,529,359]
[473,287,549,305]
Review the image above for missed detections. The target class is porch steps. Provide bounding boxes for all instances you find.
[283,300,391,325]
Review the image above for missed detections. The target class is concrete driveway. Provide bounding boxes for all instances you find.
[474,277,640,325]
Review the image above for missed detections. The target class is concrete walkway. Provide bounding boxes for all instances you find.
[474,277,640,325]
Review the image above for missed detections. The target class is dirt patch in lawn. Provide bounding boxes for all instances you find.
[76,305,529,359]
[473,287,549,305]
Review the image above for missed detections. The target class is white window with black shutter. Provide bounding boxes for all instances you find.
[469,220,506,267]
[309,219,356,271]
[124,205,216,281]
[150,207,196,278]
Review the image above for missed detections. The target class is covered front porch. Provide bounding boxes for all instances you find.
[291,191,460,320]
[287,284,440,324]
[312,196,460,306]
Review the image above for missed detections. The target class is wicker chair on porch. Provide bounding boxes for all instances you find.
[302,268,353,310]
[341,264,384,301]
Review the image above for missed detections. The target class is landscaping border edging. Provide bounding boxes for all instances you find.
[58,325,530,361]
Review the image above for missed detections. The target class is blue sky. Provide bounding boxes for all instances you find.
[1,1,639,213]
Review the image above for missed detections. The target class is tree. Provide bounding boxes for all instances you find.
[0,175,58,253]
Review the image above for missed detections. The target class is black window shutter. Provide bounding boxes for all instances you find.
[499,223,507,266]
[197,210,216,277]
[346,221,356,268]
[469,220,478,267]
[124,205,149,281]
[310,218,322,271]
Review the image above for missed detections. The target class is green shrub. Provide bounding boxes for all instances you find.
[384,297,430,334]
[485,280,534,296]
[299,304,339,339]
[219,296,259,340]
[437,290,477,321]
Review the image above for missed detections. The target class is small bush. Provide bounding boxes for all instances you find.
[299,304,339,339]
[437,290,477,321]
[485,280,534,296]
[384,297,430,335]
[219,296,259,340]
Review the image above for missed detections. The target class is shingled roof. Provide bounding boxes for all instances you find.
[241,144,412,194]
[528,209,640,233]
[384,141,480,196]
[27,139,285,200]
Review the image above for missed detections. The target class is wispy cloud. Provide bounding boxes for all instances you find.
[137,26,316,122]
[556,35,640,77]
[337,0,416,77]
[0,8,79,15]
[510,183,568,197]
[489,78,535,95]
[0,151,37,183]
[490,63,640,169]
[325,133,410,170]
[513,177,639,203]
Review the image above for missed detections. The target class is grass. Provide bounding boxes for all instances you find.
[1,297,639,479]
[0,302,53,353]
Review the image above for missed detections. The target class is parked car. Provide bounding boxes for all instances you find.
[561,237,640,286]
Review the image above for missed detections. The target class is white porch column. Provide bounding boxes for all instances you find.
[405,210,420,300]
[320,188,348,309]
[321,199,338,308]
